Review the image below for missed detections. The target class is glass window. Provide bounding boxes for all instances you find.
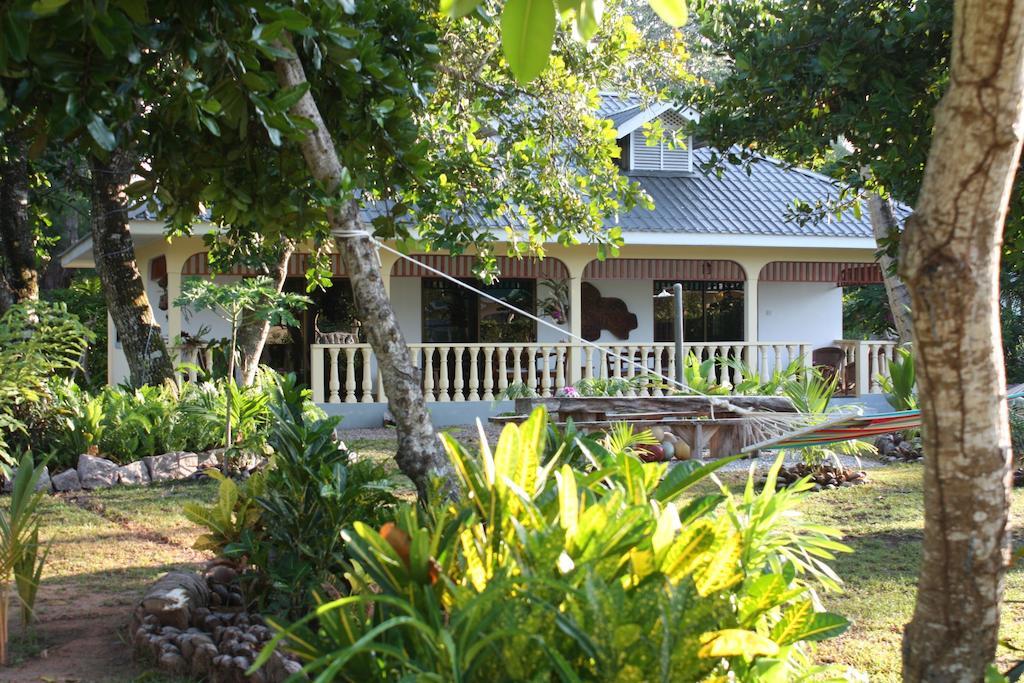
[422,278,536,343]
[653,281,744,342]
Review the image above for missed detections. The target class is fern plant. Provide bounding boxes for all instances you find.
[257,408,857,681]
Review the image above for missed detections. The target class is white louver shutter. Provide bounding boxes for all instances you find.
[630,110,693,173]
[633,129,662,169]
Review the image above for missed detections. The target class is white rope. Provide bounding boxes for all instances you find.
[337,230,758,415]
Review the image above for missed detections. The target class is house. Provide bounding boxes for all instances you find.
[61,95,898,426]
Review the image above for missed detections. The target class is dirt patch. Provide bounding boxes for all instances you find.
[3,495,208,682]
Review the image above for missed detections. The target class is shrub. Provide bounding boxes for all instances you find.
[221,374,397,618]
[0,302,93,465]
[259,408,857,681]
[783,369,876,469]
[877,346,917,411]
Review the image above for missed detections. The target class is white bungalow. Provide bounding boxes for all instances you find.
[61,96,898,426]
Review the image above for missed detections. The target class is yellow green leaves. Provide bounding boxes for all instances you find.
[771,600,850,645]
[500,0,557,84]
[440,0,483,18]
[698,629,779,659]
[648,0,688,28]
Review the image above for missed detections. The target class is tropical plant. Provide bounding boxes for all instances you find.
[782,370,876,470]
[256,408,856,681]
[724,356,808,396]
[537,278,571,324]
[877,346,918,412]
[184,470,265,555]
[176,277,310,472]
[228,374,397,618]
[0,454,50,665]
[0,302,93,465]
[574,373,664,397]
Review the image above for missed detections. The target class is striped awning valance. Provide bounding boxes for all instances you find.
[759,261,884,286]
[582,258,746,282]
[391,254,569,280]
[181,252,345,277]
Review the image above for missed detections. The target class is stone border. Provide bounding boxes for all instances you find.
[132,567,304,682]
[6,449,227,494]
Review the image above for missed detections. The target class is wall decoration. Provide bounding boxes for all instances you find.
[581,282,638,341]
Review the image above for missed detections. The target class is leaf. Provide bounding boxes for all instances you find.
[86,114,117,151]
[698,629,779,659]
[772,601,849,644]
[653,453,741,502]
[647,0,687,27]
[500,0,557,84]
[30,0,71,16]
[440,0,482,18]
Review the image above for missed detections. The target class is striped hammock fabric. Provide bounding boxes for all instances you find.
[744,391,1024,452]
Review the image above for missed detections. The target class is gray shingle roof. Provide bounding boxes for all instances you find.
[611,147,903,239]
[128,95,901,242]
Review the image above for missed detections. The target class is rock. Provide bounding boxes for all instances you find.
[51,468,82,492]
[140,571,211,630]
[144,451,199,482]
[4,465,53,494]
[158,651,189,676]
[77,454,119,489]
[117,460,150,486]
[208,565,238,585]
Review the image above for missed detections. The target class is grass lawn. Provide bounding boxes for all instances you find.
[798,465,1024,681]
[10,456,1022,681]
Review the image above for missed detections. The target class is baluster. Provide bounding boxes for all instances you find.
[667,346,676,388]
[482,347,495,400]
[513,347,523,390]
[758,345,769,377]
[773,345,783,374]
[310,346,325,403]
[376,366,386,402]
[343,346,357,403]
[527,346,538,395]
[555,346,566,395]
[452,346,465,402]
[438,346,450,402]
[360,347,374,403]
[732,345,744,385]
[610,346,622,379]
[203,348,214,377]
[497,347,509,396]
[468,347,480,401]
[538,346,551,397]
[422,347,435,402]
[652,346,664,396]
[328,347,341,403]
[187,347,198,383]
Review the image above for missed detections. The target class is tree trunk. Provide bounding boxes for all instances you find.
[866,193,914,345]
[237,242,295,386]
[273,44,455,500]
[90,151,176,388]
[900,1,1024,680]
[0,130,39,309]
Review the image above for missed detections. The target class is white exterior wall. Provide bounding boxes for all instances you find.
[757,281,843,348]
[583,279,654,343]
[390,278,422,343]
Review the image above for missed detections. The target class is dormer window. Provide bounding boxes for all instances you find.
[629,110,693,173]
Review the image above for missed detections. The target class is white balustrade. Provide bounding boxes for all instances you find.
[308,340,851,404]
[835,340,899,394]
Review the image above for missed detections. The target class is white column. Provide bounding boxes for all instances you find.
[166,268,183,369]
[568,273,584,384]
[743,274,759,369]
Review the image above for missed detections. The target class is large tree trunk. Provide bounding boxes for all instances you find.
[866,193,914,345]
[90,151,176,388]
[273,45,455,500]
[237,242,295,386]
[0,130,39,311]
[900,1,1024,680]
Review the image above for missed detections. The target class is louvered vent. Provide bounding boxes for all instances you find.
[630,110,692,173]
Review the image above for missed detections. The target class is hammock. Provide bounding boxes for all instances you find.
[743,391,1024,453]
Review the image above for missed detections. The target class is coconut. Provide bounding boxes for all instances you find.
[674,439,692,460]
[660,440,675,460]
